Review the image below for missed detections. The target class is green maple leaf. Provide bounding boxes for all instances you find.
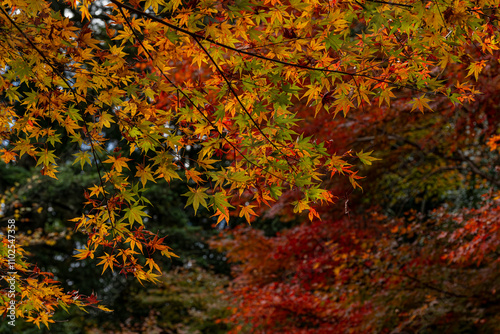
[73,151,92,170]
[124,205,150,226]
[35,149,57,167]
[183,187,209,215]
[356,150,380,166]
[212,192,234,214]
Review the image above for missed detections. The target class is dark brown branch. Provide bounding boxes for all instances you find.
[108,0,429,94]
[364,0,413,8]
[0,7,118,228]
[455,150,500,188]
[115,5,293,186]
[0,7,76,97]
[354,135,423,151]
[191,35,298,169]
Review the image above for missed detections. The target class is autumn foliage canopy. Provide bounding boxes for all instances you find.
[0,0,499,331]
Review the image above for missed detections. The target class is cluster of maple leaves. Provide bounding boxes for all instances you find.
[0,0,499,330]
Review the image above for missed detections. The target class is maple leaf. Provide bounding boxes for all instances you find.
[124,205,150,226]
[410,95,433,113]
[62,116,81,135]
[185,169,205,184]
[27,313,55,329]
[97,305,113,312]
[466,60,487,81]
[356,150,380,166]
[85,292,100,305]
[73,247,95,260]
[35,149,57,167]
[379,87,396,107]
[212,191,234,214]
[487,135,500,151]
[103,154,132,173]
[73,151,92,170]
[41,164,59,179]
[161,247,180,258]
[348,171,364,190]
[117,247,139,262]
[135,164,156,187]
[125,236,144,254]
[239,204,257,224]
[97,253,117,274]
[156,164,182,183]
[98,112,115,128]
[197,157,219,170]
[308,207,320,221]
[145,257,161,273]
[292,199,311,213]
[212,207,230,226]
[183,187,209,215]
[88,185,105,198]
[0,149,18,163]
[13,139,35,157]
[143,270,161,284]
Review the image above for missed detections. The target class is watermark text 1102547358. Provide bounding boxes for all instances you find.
[5,218,17,326]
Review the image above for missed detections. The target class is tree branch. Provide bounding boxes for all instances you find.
[455,150,500,188]
[108,0,429,94]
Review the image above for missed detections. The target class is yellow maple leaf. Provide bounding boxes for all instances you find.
[103,155,131,173]
[97,253,117,274]
[0,149,17,163]
[239,205,257,224]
